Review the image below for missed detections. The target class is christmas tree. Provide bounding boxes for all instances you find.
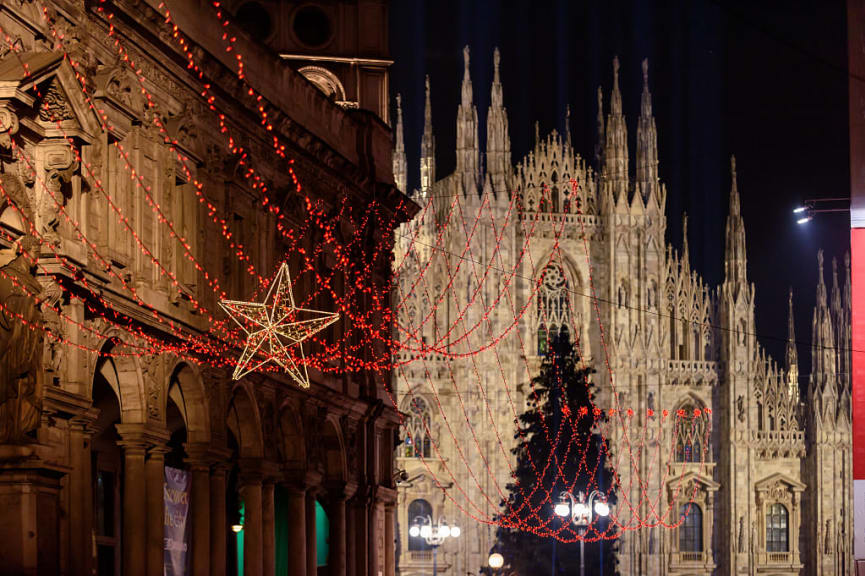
[490,334,617,575]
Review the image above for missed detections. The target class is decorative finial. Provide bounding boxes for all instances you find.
[597,85,603,108]
[425,75,430,93]
[683,212,688,237]
[463,45,470,73]
[613,55,620,78]
[818,249,824,277]
[535,121,540,145]
[731,155,737,177]
[493,47,501,81]
[642,58,649,86]
[396,93,402,108]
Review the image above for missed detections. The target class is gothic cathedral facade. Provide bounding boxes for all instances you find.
[391,48,853,576]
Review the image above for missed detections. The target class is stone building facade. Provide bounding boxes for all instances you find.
[392,48,853,575]
[0,1,406,576]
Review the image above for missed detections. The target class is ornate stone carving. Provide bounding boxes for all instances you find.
[140,355,162,421]
[0,237,43,444]
[0,106,19,151]
[38,79,74,122]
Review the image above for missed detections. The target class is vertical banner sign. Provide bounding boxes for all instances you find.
[851,0,865,566]
[851,0,865,567]
[164,466,190,575]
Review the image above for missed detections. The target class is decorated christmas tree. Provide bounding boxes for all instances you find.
[491,334,617,575]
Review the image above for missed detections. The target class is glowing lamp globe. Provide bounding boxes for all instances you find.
[595,500,610,517]
[409,525,420,538]
[451,526,461,538]
[439,524,451,538]
[573,502,589,518]
[488,553,505,569]
[554,502,570,517]
[420,525,433,539]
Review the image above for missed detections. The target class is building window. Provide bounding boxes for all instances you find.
[537,263,572,354]
[679,503,703,552]
[404,397,432,458]
[766,503,789,552]
[675,402,707,463]
[408,499,433,551]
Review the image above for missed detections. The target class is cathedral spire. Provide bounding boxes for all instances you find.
[786,287,799,400]
[724,155,748,287]
[486,47,511,196]
[565,104,572,148]
[393,93,407,194]
[604,56,629,185]
[594,86,605,171]
[682,212,690,270]
[456,46,480,194]
[420,76,436,192]
[811,249,837,424]
[636,58,659,190]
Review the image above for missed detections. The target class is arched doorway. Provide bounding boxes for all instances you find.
[91,360,123,576]
[226,383,264,576]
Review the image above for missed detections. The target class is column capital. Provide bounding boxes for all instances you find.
[326,480,358,503]
[184,442,214,470]
[70,407,100,434]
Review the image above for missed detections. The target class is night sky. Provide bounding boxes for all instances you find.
[389,0,851,380]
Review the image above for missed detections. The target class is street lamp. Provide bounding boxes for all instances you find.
[553,490,610,576]
[793,198,849,224]
[409,514,460,575]
[488,552,504,569]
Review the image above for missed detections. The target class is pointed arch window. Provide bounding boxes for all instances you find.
[408,499,433,551]
[678,503,703,552]
[675,402,708,463]
[404,397,432,458]
[537,263,572,354]
[766,503,789,552]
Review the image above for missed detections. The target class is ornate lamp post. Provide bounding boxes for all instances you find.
[553,490,610,576]
[408,514,461,575]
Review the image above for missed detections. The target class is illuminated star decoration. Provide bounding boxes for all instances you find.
[219,263,339,387]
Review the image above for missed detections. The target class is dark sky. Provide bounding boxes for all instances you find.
[389,0,851,379]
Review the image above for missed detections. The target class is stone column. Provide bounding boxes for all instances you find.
[117,430,148,576]
[68,413,96,576]
[384,503,395,576]
[328,492,348,576]
[285,486,307,576]
[352,495,369,576]
[306,490,318,576]
[346,500,357,576]
[210,464,230,576]
[146,442,169,576]
[241,473,264,576]
[368,498,380,576]
[185,446,211,576]
[262,481,275,576]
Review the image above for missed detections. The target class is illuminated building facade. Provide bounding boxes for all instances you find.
[393,48,853,575]
[0,1,405,575]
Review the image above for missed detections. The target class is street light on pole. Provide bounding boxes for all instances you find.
[409,514,460,575]
[553,490,609,576]
[793,197,849,225]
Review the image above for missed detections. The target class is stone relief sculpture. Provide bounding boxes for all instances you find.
[0,234,43,444]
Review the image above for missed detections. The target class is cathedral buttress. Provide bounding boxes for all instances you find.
[718,155,756,576]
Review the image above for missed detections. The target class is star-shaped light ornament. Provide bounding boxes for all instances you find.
[219,263,339,387]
